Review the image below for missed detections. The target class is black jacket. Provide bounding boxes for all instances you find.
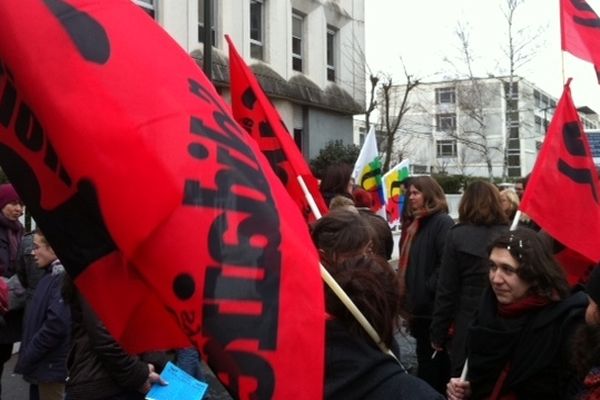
[403,211,454,318]
[325,319,444,400]
[65,292,167,400]
[467,289,587,399]
[430,223,507,375]
[14,263,70,383]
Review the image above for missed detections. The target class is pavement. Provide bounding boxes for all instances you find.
[0,350,232,400]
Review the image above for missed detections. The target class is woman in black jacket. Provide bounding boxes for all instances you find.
[397,176,454,393]
[447,228,586,400]
[431,181,508,376]
[62,275,166,400]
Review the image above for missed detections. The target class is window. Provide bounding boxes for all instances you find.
[292,11,304,72]
[198,0,216,45]
[436,113,456,132]
[435,87,456,104]
[133,0,156,19]
[504,81,519,99]
[436,140,457,158]
[250,0,264,60]
[327,28,337,82]
[293,128,303,151]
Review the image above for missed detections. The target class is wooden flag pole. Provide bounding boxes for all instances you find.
[297,176,404,369]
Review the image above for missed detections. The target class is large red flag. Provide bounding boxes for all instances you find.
[226,35,328,220]
[0,1,325,399]
[521,79,600,262]
[561,0,600,81]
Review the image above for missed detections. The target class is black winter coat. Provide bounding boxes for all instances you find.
[325,319,444,400]
[403,211,454,318]
[430,223,507,375]
[65,292,167,400]
[467,289,586,399]
[14,265,70,383]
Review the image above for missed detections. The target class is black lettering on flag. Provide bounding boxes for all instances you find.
[0,68,17,128]
[570,0,600,28]
[563,121,587,156]
[557,121,599,203]
[0,144,116,277]
[360,166,381,188]
[242,87,257,109]
[259,121,275,138]
[43,0,110,64]
[558,159,599,203]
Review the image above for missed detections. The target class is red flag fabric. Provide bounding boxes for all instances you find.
[0,1,325,399]
[520,80,600,262]
[226,35,328,221]
[560,0,600,81]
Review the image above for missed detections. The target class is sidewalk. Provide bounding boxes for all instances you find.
[1,352,28,399]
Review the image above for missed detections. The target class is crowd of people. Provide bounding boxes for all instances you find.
[314,163,600,400]
[0,160,599,400]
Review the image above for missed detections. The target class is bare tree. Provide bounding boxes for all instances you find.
[443,23,502,179]
[499,0,543,179]
[365,73,380,133]
[378,65,420,171]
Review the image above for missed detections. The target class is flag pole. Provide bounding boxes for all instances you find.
[297,176,405,369]
[510,210,521,231]
[460,358,469,381]
[297,176,322,219]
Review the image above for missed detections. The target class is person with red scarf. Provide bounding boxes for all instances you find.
[447,228,586,400]
[397,176,454,394]
[0,183,24,399]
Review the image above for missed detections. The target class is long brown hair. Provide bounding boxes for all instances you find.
[325,255,401,348]
[458,180,508,226]
[406,176,448,217]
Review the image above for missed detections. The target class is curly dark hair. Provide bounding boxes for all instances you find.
[488,228,570,300]
[325,255,401,348]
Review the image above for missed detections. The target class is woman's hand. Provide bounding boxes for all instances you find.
[139,363,168,394]
[431,341,444,352]
[447,377,471,400]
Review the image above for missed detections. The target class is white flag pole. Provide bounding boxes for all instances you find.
[510,210,521,231]
[297,176,322,220]
[460,358,469,381]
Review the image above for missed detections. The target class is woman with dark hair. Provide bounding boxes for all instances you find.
[431,180,508,376]
[447,228,586,400]
[397,176,454,393]
[325,255,443,400]
[319,164,354,207]
[310,209,373,270]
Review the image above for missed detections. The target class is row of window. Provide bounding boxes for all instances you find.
[133,0,338,81]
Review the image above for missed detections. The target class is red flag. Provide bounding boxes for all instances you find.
[560,0,600,81]
[226,35,328,221]
[521,79,600,262]
[0,1,325,399]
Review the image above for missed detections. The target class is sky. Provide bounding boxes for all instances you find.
[364,0,600,112]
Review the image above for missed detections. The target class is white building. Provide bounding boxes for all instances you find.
[132,0,365,159]
[384,77,599,178]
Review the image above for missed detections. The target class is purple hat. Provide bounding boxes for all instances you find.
[0,184,21,210]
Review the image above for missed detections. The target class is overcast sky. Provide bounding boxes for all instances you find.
[365,0,600,112]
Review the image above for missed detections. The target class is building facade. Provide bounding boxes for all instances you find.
[131,0,365,159]
[384,77,599,178]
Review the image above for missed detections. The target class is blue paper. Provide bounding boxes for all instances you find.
[145,361,208,400]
